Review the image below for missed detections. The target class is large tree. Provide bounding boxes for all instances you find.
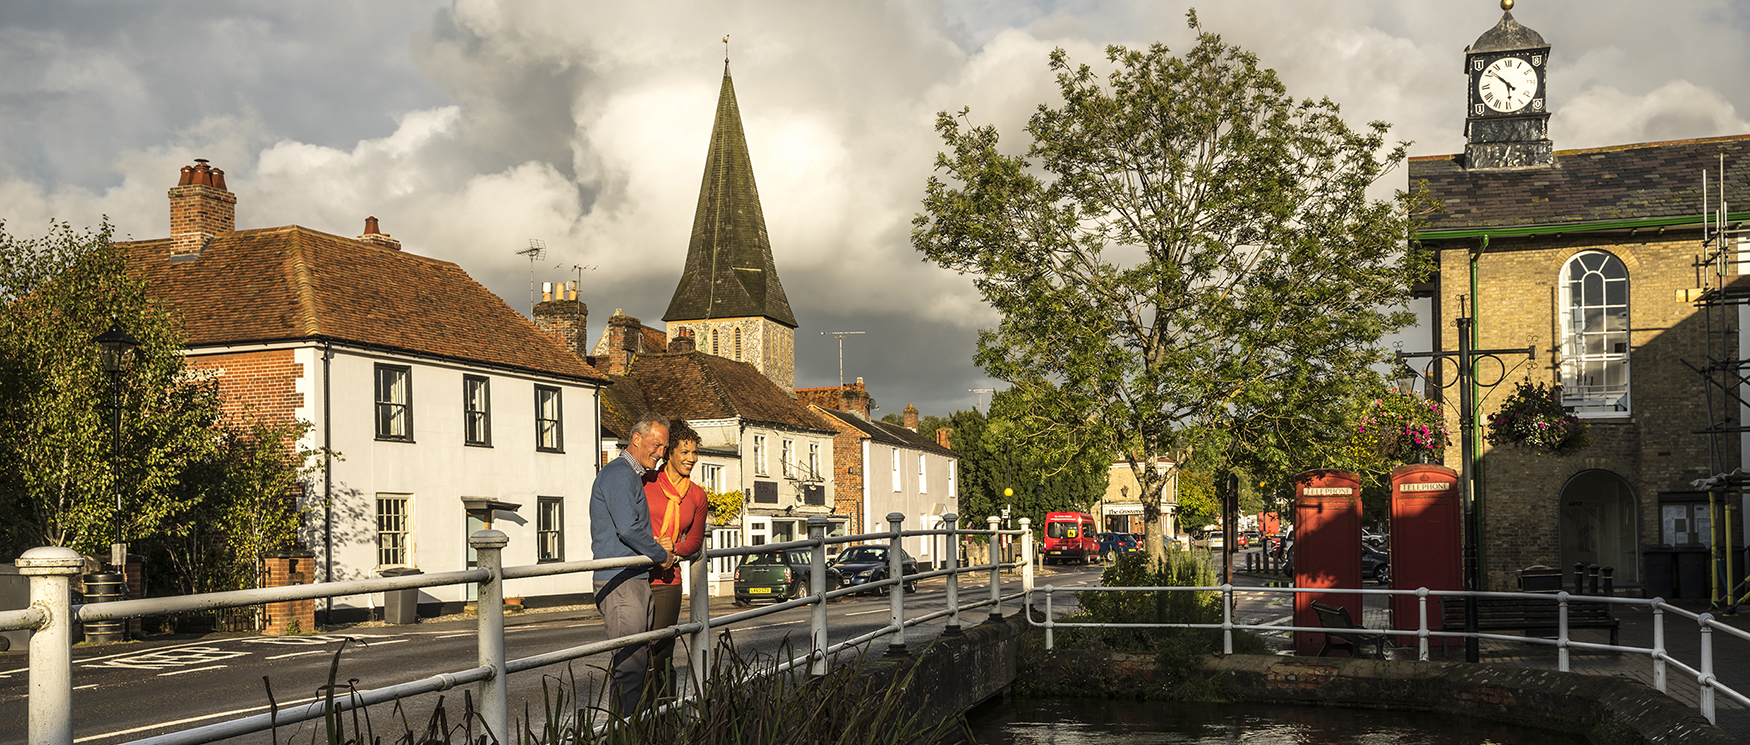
[946,390,1109,538]
[913,15,1433,560]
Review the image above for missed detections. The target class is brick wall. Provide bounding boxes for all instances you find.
[260,551,316,635]
[1432,231,1736,589]
[186,349,304,430]
[168,161,236,258]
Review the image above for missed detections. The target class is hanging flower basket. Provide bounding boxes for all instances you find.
[1355,391,1449,464]
[1486,381,1591,455]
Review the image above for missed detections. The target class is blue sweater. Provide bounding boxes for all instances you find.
[590,452,669,582]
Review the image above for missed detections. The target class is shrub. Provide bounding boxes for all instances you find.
[1486,381,1590,455]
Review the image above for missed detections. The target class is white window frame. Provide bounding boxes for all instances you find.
[891,448,902,492]
[753,434,768,476]
[782,439,795,478]
[376,494,412,568]
[808,442,821,479]
[1559,250,1631,416]
[918,454,927,493]
[948,460,957,499]
[699,463,724,494]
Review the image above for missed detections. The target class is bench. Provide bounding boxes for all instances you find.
[1440,595,1619,647]
[1310,601,1387,659]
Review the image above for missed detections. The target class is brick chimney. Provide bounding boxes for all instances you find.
[668,327,696,354]
[604,311,644,376]
[534,280,588,360]
[844,378,874,420]
[936,427,953,450]
[356,216,403,251]
[169,159,236,259]
[902,404,920,432]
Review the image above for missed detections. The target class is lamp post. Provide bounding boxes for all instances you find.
[1396,297,1533,663]
[93,319,140,572]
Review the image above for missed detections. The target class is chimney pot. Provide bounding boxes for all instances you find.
[903,404,920,432]
[364,216,380,235]
[178,166,194,186]
[211,168,226,191]
[669,328,696,354]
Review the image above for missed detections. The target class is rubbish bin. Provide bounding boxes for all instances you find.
[1519,565,1563,593]
[1642,547,1676,600]
[380,567,423,624]
[1675,546,1709,600]
[83,572,126,643]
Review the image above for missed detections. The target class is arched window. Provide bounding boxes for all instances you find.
[734,328,743,361]
[1559,251,1630,413]
[710,328,719,356]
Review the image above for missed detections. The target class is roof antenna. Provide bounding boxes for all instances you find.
[517,239,547,311]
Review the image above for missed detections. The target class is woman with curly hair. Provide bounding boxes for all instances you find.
[643,417,708,698]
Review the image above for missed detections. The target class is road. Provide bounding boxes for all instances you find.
[0,567,1100,744]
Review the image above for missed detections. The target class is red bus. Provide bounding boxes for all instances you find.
[1042,511,1098,565]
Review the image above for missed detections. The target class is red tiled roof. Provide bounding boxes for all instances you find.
[120,226,609,383]
[611,351,834,435]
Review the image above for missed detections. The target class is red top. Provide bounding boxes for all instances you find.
[643,470,708,585]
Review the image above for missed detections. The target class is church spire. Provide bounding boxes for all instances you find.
[663,62,798,329]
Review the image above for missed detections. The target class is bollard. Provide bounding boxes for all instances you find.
[1573,563,1586,593]
[988,516,1003,621]
[886,513,908,656]
[20,546,84,745]
[1588,564,1601,596]
[943,513,961,634]
[1556,591,1570,671]
[1044,586,1054,650]
[470,530,509,740]
[81,572,125,643]
[808,516,830,675]
[1416,587,1430,661]
[1602,566,1615,598]
[689,533,712,696]
[1019,517,1034,594]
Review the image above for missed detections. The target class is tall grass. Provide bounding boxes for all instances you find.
[264,635,975,744]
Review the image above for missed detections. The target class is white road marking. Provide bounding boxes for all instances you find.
[846,609,886,616]
[73,694,321,743]
[156,665,226,677]
[74,683,99,690]
[238,634,360,646]
[360,638,409,647]
[264,650,329,660]
[435,632,473,639]
[84,647,249,671]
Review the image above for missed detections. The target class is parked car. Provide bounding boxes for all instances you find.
[1199,530,1225,550]
[832,545,919,595]
[1282,544,1391,585]
[1095,532,1141,562]
[1242,530,1262,548]
[733,549,843,606]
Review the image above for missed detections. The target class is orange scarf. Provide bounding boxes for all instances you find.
[657,471,688,540]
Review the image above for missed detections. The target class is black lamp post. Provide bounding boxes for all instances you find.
[93,319,140,572]
[1395,297,1533,663]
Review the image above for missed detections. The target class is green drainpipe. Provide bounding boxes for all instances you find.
[1471,236,1486,589]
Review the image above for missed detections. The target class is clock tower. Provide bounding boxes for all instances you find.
[1463,0,1552,169]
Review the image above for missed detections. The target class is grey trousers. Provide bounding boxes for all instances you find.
[594,576,652,715]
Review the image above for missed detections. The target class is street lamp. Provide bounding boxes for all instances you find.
[1392,360,1420,395]
[1396,297,1533,663]
[92,319,140,572]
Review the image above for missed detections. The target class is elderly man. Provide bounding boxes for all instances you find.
[590,411,675,715]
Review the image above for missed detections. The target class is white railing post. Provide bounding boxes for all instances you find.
[1044,586,1054,650]
[886,513,908,656]
[470,530,509,740]
[1019,516,1034,594]
[808,516,830,676]
[943,513,961,634]
[689,533,712,694]
[1557,592,1570,672]
[1417,587,1429,661]
[1221,583,1234,655]
[1652,599,1667,693]
[1700,614,1717,724]
[19,546,84,745]
[988,516,1003,621]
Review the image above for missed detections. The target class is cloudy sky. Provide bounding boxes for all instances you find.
[4,1,1749,417]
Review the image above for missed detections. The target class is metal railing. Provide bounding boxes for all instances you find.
[1028,583,1750,726]
[4,512,1036,745]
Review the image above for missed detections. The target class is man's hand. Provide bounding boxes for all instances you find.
[662,550,679,569]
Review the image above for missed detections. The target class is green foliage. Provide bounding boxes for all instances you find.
[0,221,221,558]
[1486,381,1591,455]
[152,419,324,594]
[912,17,1434,561]
[1174,470,1219,533]
[706,489,742,526]
[1354,391,1448,463]
[946,390,1110,537]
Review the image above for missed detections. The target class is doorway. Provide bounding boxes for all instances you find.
[1558,470,1639,584]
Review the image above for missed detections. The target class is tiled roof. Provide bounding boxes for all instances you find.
[613,351,833,435]
[598,374,649,440]
[815,408,956,458]
[662,68,798,328]
[1410,134,1750,233]
[120,226,609,384]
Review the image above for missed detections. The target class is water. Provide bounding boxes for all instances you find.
[964,698,1591,744]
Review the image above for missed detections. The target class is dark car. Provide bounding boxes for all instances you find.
[1095,532,1140,562]
[831,545,919,595]
[733,549,843,606]
[1282,543,1391,585]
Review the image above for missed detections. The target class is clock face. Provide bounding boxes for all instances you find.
[1478,57,1538,113]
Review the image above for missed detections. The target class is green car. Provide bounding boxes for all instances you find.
[733,549,844,606]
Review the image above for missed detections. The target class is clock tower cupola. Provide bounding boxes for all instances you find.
[1463,0,1552,169]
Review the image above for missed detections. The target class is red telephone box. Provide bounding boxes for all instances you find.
[1292,469,1362,651]
[1389,464,1462,646]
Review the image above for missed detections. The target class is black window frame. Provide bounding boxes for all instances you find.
[463,375,492,447]
[537,496,564,562]
[535,385,564,453]
[375,364,414,442]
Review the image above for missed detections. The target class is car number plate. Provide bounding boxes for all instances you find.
[749,587,771,594]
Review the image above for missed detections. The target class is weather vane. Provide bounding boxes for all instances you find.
[722,34,729,65]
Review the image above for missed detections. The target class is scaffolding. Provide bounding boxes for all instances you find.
[1685,154,1750,611]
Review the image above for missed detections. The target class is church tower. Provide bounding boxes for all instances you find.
[1462,0,1553,169]
[663,61,799,390]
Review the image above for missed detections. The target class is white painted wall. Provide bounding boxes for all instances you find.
[863,442,958,568]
